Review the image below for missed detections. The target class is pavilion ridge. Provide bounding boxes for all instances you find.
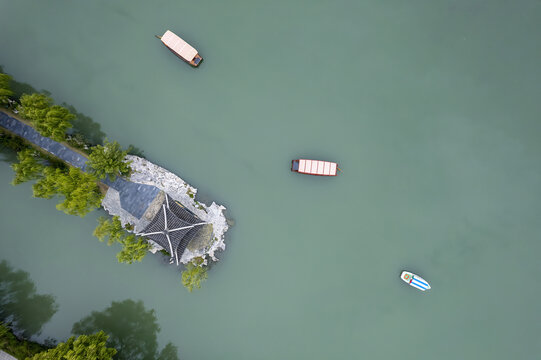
[138,194,209,265]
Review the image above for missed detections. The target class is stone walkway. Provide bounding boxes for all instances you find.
[0,111,160,219]
[0,350,17,360]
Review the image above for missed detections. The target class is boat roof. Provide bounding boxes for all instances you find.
[297,159,337,176]
[161,30,198,61]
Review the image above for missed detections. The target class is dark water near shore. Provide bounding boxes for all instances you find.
[1,0,540,359]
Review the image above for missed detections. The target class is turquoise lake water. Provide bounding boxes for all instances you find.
[1,0,540,359]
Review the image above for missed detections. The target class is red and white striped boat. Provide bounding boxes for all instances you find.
[291,159,339,176]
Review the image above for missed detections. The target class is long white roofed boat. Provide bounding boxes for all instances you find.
[291,159,339,176]
[158,30,203,67]
[401,271,431,291]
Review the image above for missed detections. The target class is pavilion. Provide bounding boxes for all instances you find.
[137,194,208,265]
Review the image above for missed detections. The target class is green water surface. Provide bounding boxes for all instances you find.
[1,0,540,359]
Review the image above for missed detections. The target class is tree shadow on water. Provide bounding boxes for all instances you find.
[0,260,58,338]
[62,104,106,146]
[0,128,29,164]
[0,66,45,99]
[0,144,18,164]
[72,299,179,360]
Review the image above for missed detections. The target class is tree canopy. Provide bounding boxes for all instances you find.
[11,148,45,185]
[29,331,116,360]
[38,105,75,142]
[181,263,208,292]
[93,216,149,264]
[88,140,132,181]
[18,94,74,142]
[18,94,52,123]
[116,235,149,264]
[0,322,46,359]
[33,167,103,217]
[72,300,178,360]
[0,73,14,105]
[93,216,124,246]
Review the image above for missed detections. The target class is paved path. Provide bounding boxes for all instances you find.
[0,111,159,219]
[0,350,17,360]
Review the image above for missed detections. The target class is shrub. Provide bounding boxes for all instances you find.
[181,263,208,292]
[88,140,132,181]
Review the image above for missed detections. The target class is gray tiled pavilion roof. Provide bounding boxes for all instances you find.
[139,194,207,264]
[0,111,159,219]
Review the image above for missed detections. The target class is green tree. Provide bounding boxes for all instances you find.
[181,263,208,292]
[11,149,45,185]
[18,94,74,142]
[116,235,150,264]
[38,105,74,142]
[93,216,149,264]
[29,331,116,360]
[93,216,124,245]
[0,323,46,359]
[88,140,132,181]
[18,94,51,123]
[0,73,14,105]
[33,167,103,217]
[31,167,59,199]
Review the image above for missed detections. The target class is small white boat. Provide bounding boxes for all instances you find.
[400,271,431,291]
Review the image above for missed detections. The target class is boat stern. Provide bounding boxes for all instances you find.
[191,54,203,67]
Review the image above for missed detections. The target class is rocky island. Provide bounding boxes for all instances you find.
[104,155,229,264]
[0,72,229,286]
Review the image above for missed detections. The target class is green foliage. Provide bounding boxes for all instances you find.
[29,331,116,360]
[116,235,149,264]
[18,94,51,123]
[31,167,59,199]
[38,105,75,142]
[33,167,103,217]
[18,94,74,142]
[0,73,14,105]
[93,216,124,246]
[11,149,45,185]
[0,129,28,152]
[181,262,208,292]
[88,139,132,181]
[93,216,149,264]
[0,323,46,360]
[65,133,91,154]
